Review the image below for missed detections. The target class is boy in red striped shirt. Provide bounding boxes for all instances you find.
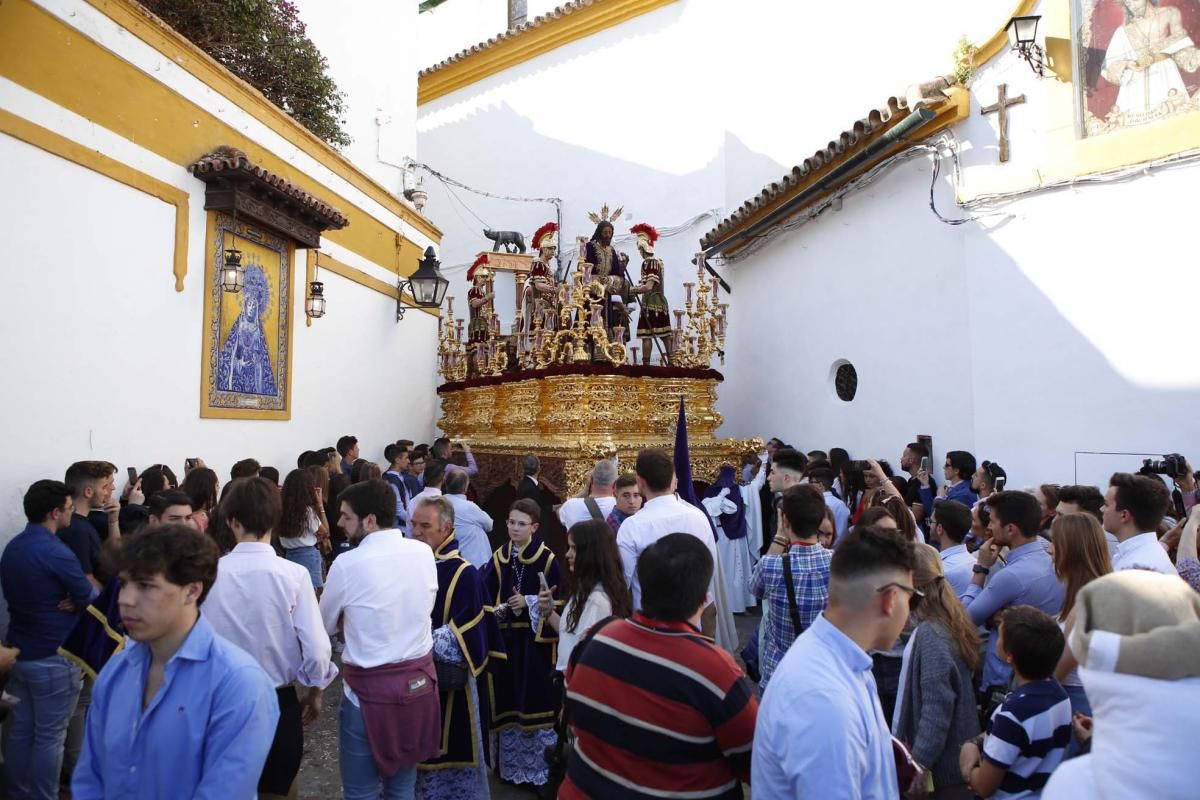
[562,533,758,799]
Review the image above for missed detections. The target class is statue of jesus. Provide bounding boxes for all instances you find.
[581,220,631,341]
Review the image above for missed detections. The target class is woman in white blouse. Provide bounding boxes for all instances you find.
[537,519,632,677]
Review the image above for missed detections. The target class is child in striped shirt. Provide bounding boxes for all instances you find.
[959,605,1072,799]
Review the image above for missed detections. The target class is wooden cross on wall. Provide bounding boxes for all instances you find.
[980,83,1026,163]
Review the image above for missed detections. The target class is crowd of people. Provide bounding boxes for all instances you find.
[1,434,1198,800]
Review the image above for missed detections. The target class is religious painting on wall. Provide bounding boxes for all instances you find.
[1074,0,1200,137]
[200,212,293,419]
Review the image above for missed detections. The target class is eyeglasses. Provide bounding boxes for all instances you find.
[877,581,924,612]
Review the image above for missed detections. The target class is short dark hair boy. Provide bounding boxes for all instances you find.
[219,477,281,536]
[637,533,713,621]
[635,449,674,493]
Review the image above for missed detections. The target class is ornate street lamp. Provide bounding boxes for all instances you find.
[305,280,326,319]
[397,246,449,321]
[221,246,244,293]
[1007,15,1045,77]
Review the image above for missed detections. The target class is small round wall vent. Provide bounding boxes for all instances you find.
[833,361,857,402]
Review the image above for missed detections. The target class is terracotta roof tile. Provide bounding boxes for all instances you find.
[700,88,947,250]
[189,146,349,229]
[420,0,598,78]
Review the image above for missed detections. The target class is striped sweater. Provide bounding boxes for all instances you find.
[561,613,758,799]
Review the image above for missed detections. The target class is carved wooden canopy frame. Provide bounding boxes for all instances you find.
[190,146,349,248]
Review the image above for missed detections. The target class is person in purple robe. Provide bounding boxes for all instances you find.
[410,498,500,800]
[702,465,756,615]
[480,498,563,789]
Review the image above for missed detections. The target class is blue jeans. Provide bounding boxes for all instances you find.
[283,545,324,588]
[339,697,416,800]
[5,655,83,800]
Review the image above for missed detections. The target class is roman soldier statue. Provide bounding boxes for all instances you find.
[630,223,672,365]
[525,221,559,332]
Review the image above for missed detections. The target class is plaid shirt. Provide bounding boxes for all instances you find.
[749,542,831,689]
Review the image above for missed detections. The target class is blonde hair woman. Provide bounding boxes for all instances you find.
[893,544,981,799]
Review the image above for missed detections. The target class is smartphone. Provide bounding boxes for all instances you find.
[126,466,138,484]
[994,476,1007,492]
[185,458,198,470]
[537,572,550,592]
[920,456,931,472]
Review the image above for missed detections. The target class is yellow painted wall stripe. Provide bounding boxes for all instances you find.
[84,0,441,243]
[0,107,190,291]
[0,0,425,277]
[418,0,678,105]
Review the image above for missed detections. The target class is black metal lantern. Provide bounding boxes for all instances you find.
[397,246,449,321]
[305,280,326,319]
[1007,15,1045,77]
[221,247,245,293]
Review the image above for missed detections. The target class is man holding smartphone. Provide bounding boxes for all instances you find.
[899,443,935,526]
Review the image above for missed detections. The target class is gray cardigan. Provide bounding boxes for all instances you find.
[893,620,981,791]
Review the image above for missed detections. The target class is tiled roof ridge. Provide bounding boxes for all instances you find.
[700,77,955,250]
[419,0,598,78]
[190,146,350,229]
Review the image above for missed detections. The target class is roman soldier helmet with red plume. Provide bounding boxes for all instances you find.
[467,253,491,283]
[532,222,559,253]
[630,223,659,255]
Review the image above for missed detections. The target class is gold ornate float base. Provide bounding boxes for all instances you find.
[437,366,759,501]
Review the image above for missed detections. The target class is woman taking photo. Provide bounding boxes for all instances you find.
[537,519,632,678]
[277,468,329,591]
[893,544,981,800]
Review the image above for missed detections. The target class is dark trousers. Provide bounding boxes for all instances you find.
[259,686,304,795]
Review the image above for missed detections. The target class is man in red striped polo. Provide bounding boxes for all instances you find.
[561,533,758,799]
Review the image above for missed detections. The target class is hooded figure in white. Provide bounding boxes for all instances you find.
[1043,570,1200,800]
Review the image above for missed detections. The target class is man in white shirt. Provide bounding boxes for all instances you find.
[558,460,618,529]
[928,500,976,598]
[753,526,914,798]
[441,470,493,568]
[406,458,446,537]
[617,450,718,630]
[203,477,338,798]
[320,479,439,798]
[1104,472,1177,575]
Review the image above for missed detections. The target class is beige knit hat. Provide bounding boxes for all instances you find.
[1070,570,1200,681]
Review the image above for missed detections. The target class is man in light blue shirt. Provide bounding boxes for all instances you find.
[441,470,494,568]
[961,491,1065,691]
[753,525,919,799]
[73,524,277,800]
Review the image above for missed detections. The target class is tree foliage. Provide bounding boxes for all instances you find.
[142,0,351,148]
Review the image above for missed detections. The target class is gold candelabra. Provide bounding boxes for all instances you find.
[514,242,627,369]
[436,296,469,382]
[670,253,728,368]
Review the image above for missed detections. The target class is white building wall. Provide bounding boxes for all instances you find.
[0,0,441,569]
[293,0,419,194]
[415,0,1200,488]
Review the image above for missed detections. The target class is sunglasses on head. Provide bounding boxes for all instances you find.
[877,581,924,612]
